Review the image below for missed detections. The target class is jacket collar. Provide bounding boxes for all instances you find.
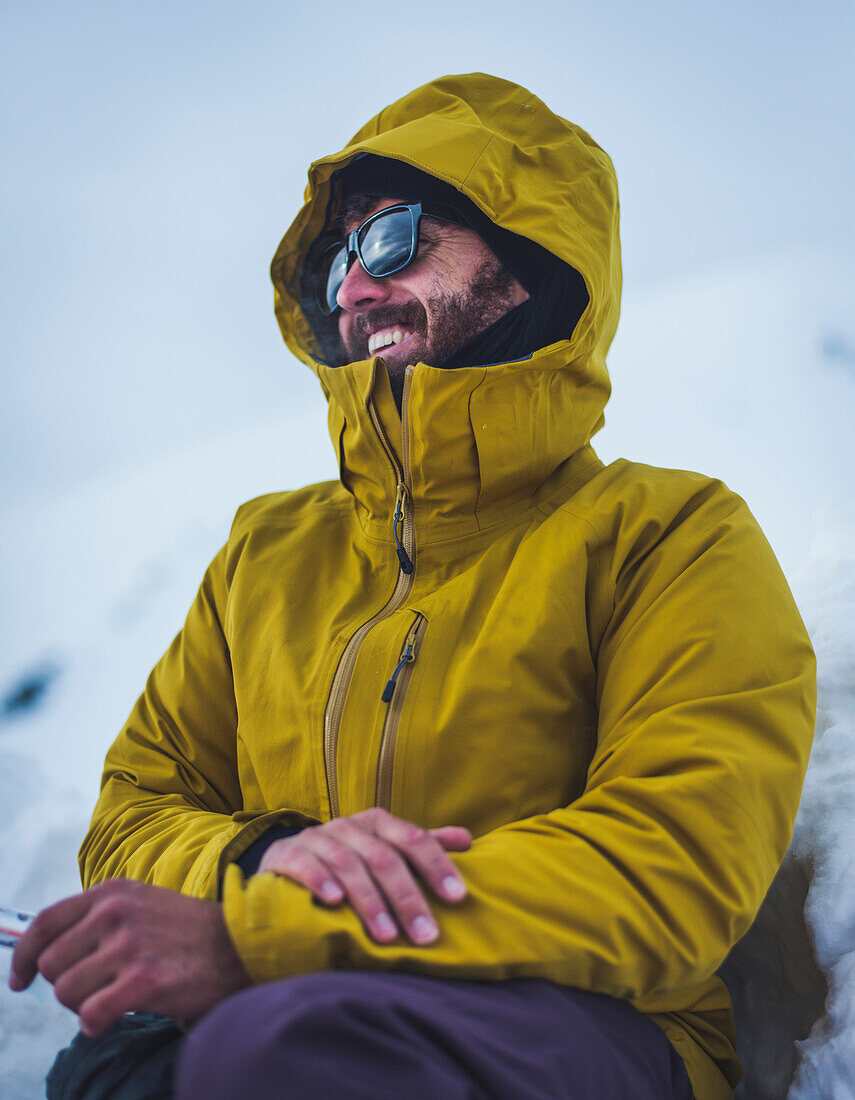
[318,334,609,546]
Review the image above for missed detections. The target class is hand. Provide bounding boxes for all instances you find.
[258,808,471,946]
[9,880,250,1039]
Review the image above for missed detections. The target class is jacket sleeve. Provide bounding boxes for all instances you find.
[78,543,249,899]
[221,486,816,1003]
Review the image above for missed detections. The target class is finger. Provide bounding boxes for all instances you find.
[11,891,96,990]
[429,826,473,852]
[299,831,401,944]
[36,911,106,987]
[257,843,345,905]
[372,815,469,905]
[77,968,150,1039]
[328,820,440,946]
[52,943,120,1014]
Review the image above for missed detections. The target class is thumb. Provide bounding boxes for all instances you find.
[429,826,472,851]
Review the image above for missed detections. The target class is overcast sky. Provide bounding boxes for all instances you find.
[1,0,853,508]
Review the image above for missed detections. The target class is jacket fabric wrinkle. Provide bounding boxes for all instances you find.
[78,73,816,1100]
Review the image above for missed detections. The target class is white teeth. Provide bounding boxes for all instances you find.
[369,329,408,354]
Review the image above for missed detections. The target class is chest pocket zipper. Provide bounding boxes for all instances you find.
[375,613,428,809]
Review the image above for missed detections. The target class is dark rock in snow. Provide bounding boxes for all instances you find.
[2,661,61,720]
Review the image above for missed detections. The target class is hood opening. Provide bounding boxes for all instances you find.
[299,154,589,371]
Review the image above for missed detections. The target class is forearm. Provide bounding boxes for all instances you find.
[221,792,762,1004]
[80,780,245,897]
[222,648,814,1001]
[80,542,247,896]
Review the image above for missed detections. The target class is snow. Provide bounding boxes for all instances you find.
[719,531,855,1099]
[1,254,854,1097]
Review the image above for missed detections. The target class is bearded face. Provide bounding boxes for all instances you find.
[339,253,522,374]
[313,196,529,405]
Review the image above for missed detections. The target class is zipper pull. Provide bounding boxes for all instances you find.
[393,483,414,574]
[381,644,414,703]
[381,620,421,702]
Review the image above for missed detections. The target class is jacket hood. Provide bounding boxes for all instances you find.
[270,73,622,538]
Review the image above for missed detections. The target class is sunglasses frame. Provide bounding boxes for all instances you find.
[317,202,459,315]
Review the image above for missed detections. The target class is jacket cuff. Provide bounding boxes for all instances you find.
[232,823,306,878]
[221,864,389,984]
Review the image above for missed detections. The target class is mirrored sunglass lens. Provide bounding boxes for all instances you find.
[358,209,414,277]
[323,247,349,313]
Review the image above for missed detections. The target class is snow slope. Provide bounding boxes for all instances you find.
[1,253,853,1097]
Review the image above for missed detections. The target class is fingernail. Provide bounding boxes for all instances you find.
[320,880,343,903]
[373,912,398,940]
[442,875,466,900]
[8,972,22,992]
[410,915,439,943]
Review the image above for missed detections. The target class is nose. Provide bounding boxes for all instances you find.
[335,257,393,313]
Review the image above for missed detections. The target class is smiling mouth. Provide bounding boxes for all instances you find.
[367,328,413,354]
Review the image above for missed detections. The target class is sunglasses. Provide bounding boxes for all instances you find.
[313,202,459,315]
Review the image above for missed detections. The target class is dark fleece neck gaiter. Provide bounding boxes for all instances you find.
[437,258,589,371]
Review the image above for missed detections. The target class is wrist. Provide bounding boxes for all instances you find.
[208,900,253,998]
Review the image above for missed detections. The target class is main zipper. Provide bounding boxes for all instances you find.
[322,367,415,819]
[376,613,427,810]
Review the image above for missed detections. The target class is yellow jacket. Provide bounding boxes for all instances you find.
[80,74,816,1099]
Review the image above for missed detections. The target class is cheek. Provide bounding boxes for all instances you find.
[407,271,455,315]
[424,255,485,303]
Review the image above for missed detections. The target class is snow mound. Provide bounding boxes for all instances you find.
[722,523,855,1098]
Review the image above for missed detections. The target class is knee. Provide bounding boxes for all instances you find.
[174,974,369,1100]
[175,983,289,1100]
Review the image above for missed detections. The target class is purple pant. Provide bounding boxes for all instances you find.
[175,971,694,1099]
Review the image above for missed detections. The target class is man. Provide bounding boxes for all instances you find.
[12,73,815,1099]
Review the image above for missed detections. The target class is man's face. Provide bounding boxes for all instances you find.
[334,198,529,394]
